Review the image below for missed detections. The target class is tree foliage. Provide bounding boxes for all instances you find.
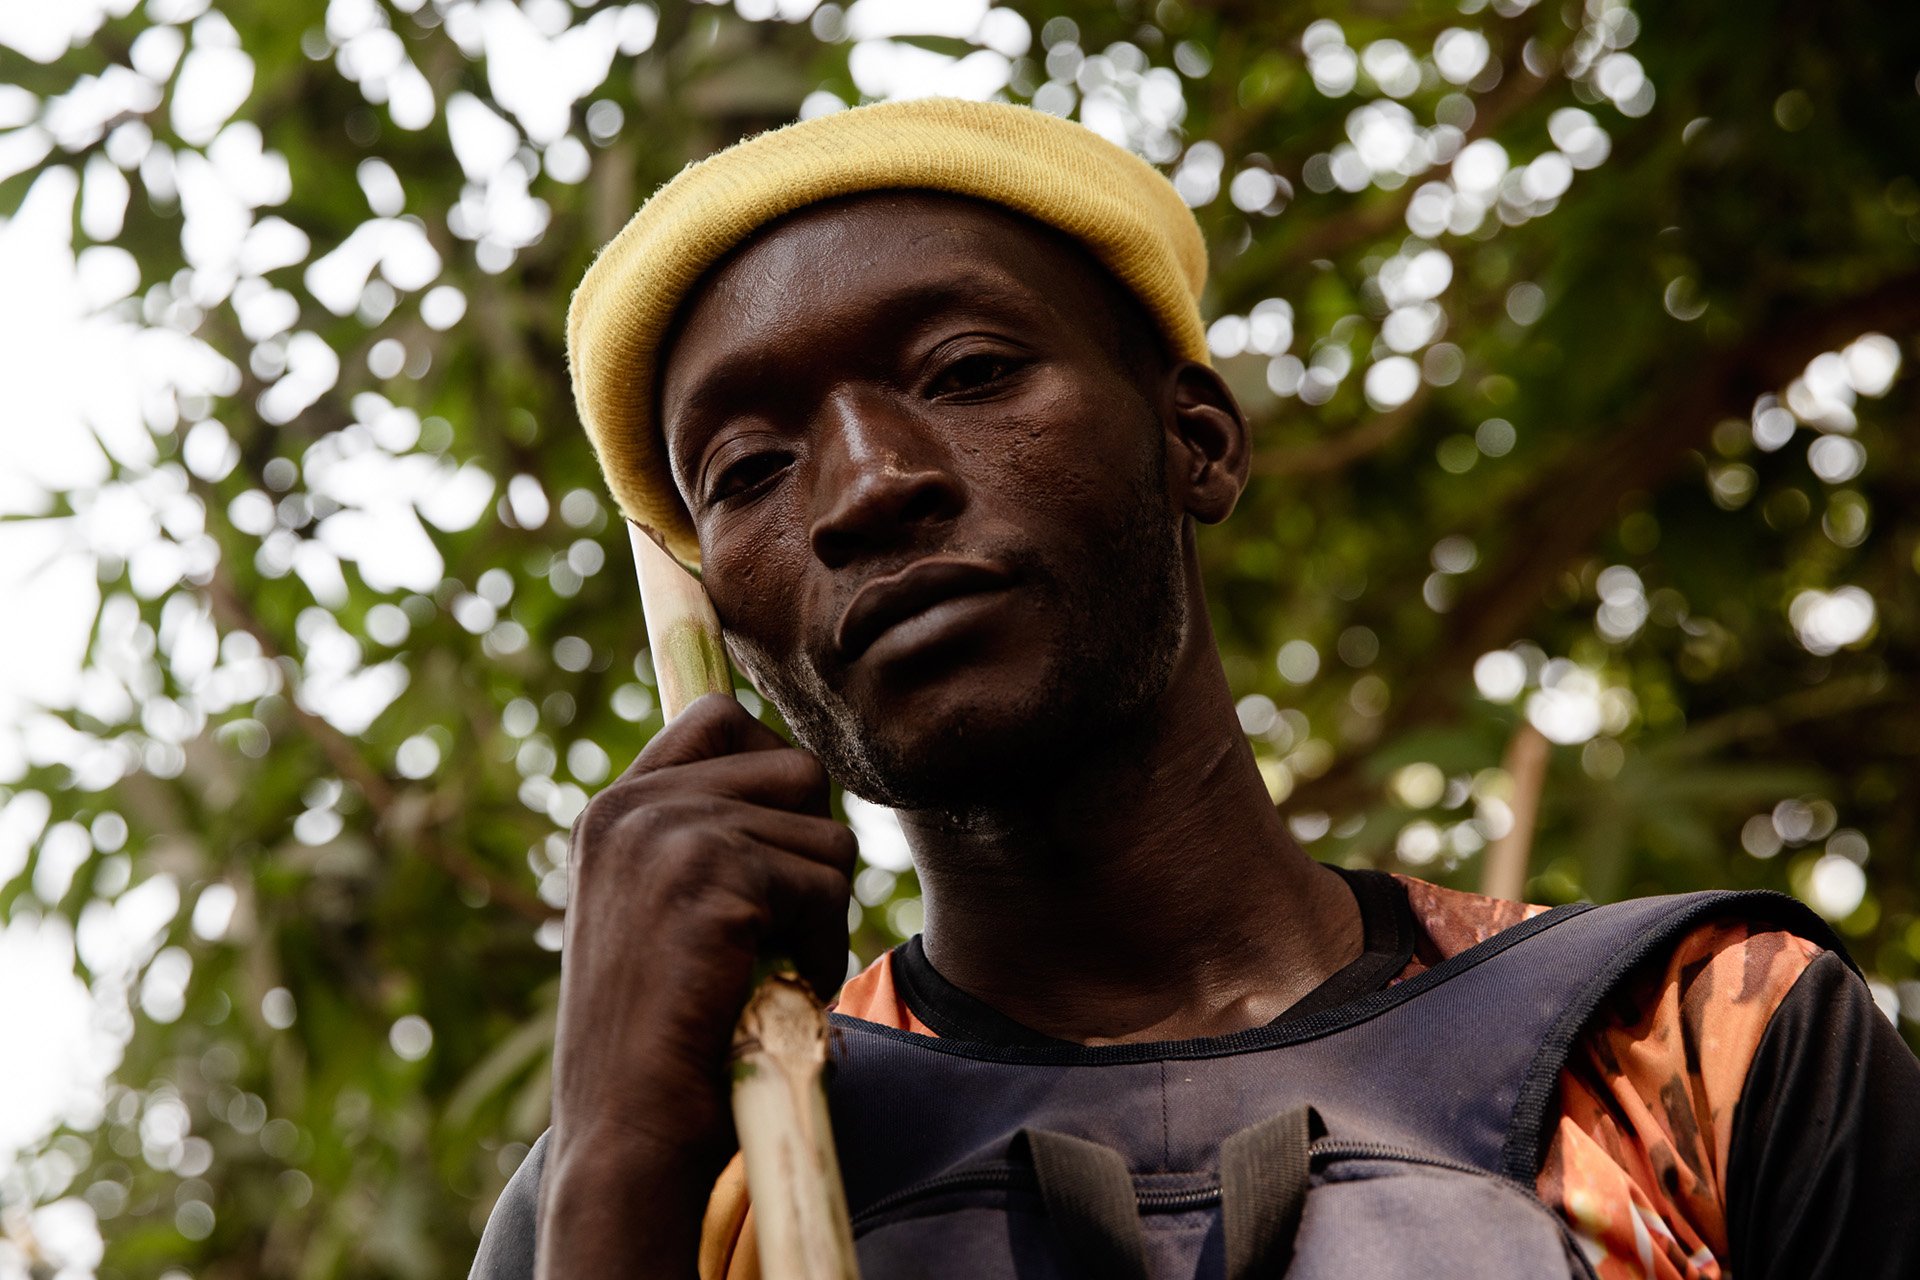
[1,0,1917,1274]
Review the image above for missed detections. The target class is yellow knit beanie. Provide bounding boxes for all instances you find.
[566,96,1210,564]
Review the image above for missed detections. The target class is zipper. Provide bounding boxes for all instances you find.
[853,1166,1028,1225]
[1136,1183,1221,1211]
[1307,1139,1497,1180]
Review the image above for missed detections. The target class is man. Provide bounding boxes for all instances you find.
[473,98,1918,1279]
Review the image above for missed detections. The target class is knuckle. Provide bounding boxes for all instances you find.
[623,791,710,845]
[679,793,732,824]
[648,823,719,877]
[646,822,756,895]
[687,690,733,716]
[568,815,614,878]
[572,790,628,851]
[662,875,768,949]
[578,799,651,865]
[707,894,769,950]
[574,769,673,843]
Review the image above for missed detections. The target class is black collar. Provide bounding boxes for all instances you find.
[886,867,1418,1048]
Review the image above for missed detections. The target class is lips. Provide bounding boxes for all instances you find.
[834,557,1015,662]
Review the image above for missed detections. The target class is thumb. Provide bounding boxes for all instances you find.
[621,692,789,776]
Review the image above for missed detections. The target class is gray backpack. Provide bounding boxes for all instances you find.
[471,889,1842,1278]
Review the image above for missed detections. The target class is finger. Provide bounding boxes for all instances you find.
[620,798,856,876]
[619,692,790,779]
[639,748,833,818]
[753,848,856,1004]
[757,809,859,877]
[643,836,850,997]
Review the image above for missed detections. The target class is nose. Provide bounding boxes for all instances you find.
[808,389,965,567]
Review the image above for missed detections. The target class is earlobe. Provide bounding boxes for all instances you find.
[1166,362,1251,525]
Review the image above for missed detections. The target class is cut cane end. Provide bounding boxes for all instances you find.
[733,971,827,1072]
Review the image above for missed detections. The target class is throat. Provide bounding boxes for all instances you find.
[901,861,1379,1047]
[899,736,1366,1046]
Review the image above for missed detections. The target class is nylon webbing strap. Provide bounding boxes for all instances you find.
[1024,1128,1151,1279]
[1220,1105,1315,1279]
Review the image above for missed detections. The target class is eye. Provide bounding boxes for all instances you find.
[927,351,1022,399]
[706,449,791,504]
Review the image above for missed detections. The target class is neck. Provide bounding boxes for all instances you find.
[899,612,1361,1046]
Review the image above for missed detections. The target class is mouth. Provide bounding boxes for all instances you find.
[834,556,1017,662]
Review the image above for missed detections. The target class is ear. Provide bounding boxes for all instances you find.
[1163,362,1251,525]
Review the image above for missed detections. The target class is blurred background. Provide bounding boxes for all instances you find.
[1,0,1916,1274]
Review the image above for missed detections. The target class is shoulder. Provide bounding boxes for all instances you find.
[1543,908,1833,1280]
[1389,875,1865,1279]
[1385,880,1920,1279]
[1389,872,1550,977]
[1578,911,1828,1073]
[1386,875,1831,1048]
[1719,940,1920,1279]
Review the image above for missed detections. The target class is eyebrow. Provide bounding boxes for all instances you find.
[663,273,1046,477]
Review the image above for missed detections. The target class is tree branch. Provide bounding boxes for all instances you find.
[1480,720,1549,902]
[1664,670,1903,759]
[1289,268,1920,814]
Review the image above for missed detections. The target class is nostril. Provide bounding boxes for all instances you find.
[898,480,955,527]
[811,521,861,569]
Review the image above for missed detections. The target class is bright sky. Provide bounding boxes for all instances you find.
[0,151,149,1280]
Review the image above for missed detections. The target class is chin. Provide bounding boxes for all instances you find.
[784,656,1070,810]
[811,640,1177,813]
[859,695,1065,808]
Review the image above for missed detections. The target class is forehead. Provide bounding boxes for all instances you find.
[677,190,1108,336]
[656,193,1118,454]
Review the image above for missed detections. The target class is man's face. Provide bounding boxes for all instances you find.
[658,192,1193,809]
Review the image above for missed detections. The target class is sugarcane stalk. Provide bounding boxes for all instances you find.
[625,520,861,1280]
[628,521,733,722]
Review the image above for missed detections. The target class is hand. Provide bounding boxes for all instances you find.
[537,693,857,1276]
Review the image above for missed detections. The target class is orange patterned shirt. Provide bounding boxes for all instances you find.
[695,875,1826,1280]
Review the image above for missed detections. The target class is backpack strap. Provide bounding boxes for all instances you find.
[1022,1129,1151,1278]
[1221,1105,1317,1279]
[1023,1107,1320,1279]
[1496,888,1851,1182]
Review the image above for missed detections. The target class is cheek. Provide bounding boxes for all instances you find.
[700,507,814,648]
[975,370,1157,526]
